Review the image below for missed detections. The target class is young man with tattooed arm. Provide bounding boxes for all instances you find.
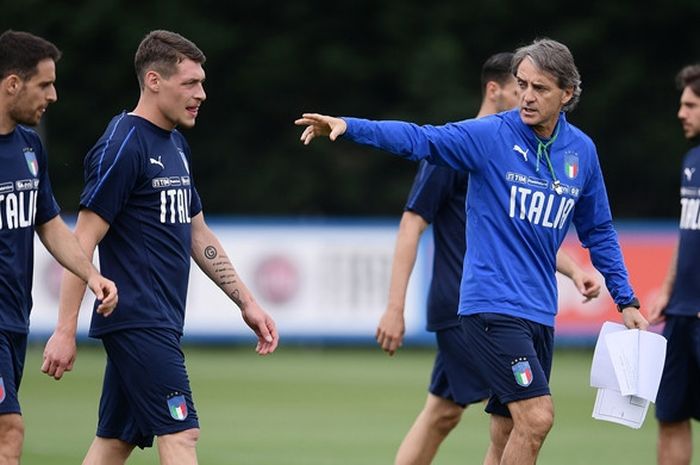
[41,30,278,465]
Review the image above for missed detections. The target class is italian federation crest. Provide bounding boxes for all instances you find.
[511,358,533,387]
[564,152,579,180]
[0,376,6,404]
[24,150,38,177]
[167,393,188,421]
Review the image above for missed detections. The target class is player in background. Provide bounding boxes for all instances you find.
[296,38,647,465]
[376,52,601,465]
[0,30,117,465]
[648,64,700,465]
[41,30,278,465]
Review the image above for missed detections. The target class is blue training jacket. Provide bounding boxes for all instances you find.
[343,109,636,327]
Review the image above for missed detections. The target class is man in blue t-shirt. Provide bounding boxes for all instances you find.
[376,52,601,465]
[649,64,700,465]
[0,30,117,465]
[41,30,278,465]
[297,38,647,465]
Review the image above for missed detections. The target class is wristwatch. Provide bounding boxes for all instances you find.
[617,297,641,313]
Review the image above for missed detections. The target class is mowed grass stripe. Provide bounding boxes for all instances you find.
[18,345,697,464]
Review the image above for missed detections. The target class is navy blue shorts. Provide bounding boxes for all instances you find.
[0,330,27,415]
[655,315,700,422]
[97,328,199,448]
[429,325,490,406]
[460,313,553,417]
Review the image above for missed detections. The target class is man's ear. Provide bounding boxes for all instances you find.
[2,74,22,96]
[485,81,498,101]
[144,70,161,92]
[561,86,574,106]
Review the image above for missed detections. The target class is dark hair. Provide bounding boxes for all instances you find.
[0,30,61,80]
[512,38,582,112]
[481,52,514,95]
[676,64,700,98]
[134,30,206,89]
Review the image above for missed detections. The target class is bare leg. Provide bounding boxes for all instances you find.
[394,393,464,465]
[658,420,692,465]
[483,414,513,465]
[157,428,200,465]
[0,413,23,465]
[500,396,554,465]
[82,437,135,465]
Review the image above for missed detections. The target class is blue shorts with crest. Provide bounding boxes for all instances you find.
[460,313,553,417]
[96,328,199,448]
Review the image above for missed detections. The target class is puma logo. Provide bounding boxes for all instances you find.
[513,144,528,161]
[149,156,164,169]
[684,167,696,181]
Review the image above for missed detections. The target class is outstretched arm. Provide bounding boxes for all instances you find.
[378,211,429,356]
[296,112,487,173]
[647,245,678,324]
[555,250,601,303]
[190,213,278,355]
[41,211,114,380]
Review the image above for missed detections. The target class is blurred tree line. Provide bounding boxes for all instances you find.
[3,0,699,218]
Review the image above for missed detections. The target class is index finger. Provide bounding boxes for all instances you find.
[294,114,321,126]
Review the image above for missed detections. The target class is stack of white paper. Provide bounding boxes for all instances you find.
[589,321,667,429]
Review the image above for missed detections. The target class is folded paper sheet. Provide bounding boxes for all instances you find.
[589,322,667,429]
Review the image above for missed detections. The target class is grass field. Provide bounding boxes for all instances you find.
[17,344,694,464]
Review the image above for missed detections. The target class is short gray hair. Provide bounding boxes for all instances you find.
[512,38,582,112]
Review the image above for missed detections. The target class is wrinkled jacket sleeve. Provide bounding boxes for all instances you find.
[573,148,637,305]
[342,117,496,173]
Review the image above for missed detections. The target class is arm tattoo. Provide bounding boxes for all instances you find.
[229,289,243,307]
[211,257,238,287]
[204,246,218,260]
[202,244,240,291]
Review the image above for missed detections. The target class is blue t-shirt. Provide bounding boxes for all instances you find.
[81,113,203,337]
[344,109,637,327]
[666,145,700,316]
[405,160,466,331]
[0,126,60,333]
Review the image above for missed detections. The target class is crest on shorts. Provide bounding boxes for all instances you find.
[511,358,533,387]
[0,376,5,403]
[167,393,188,421]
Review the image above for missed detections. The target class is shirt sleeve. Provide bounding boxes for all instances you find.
[176,136,203,218]
[572,147,636,305]
[405,161,458,224]
[342,116,498,173]
[79,126,140,224]
[34,139,60,226]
